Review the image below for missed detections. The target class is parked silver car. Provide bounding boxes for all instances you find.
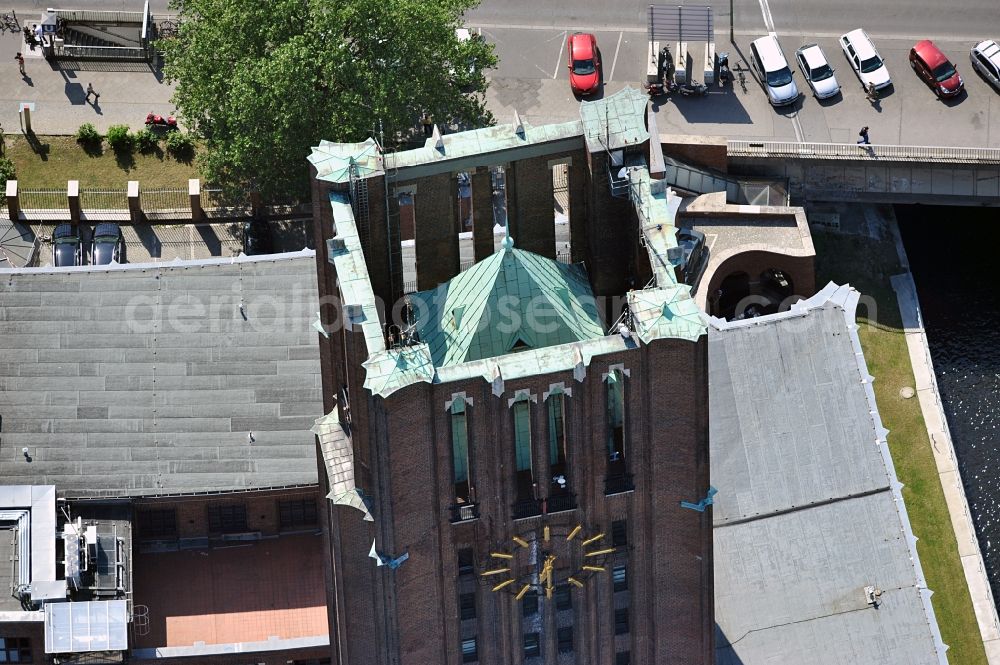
[971,40,1000,91]
[51,223,82,267]
[796,44,840,99]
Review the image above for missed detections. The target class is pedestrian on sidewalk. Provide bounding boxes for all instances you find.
[421,112,433,137]
[858,126,870,145]
[14,52,25,77]
[85,83,100,103]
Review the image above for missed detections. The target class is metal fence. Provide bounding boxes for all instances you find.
[57,44,150,60]
[728,140,1000,165]
[140,188,188,212]
[48,9,146,23]
[202,187,247,210]
[80,189,128,211]
[648,4,713,42]
[19,190,66,210]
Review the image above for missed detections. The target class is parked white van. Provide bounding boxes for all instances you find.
[750,35,799,106]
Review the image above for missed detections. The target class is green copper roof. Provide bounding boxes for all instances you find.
[309,138,384,184]
[629,285,705,343]
[580,87,650,153]
[408,241,606,367]
[316,90,709,399]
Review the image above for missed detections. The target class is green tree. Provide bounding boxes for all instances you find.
[162,0,496,201]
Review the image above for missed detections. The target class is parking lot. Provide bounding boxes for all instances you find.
[1,220,313,269]
[480,26,1000,147]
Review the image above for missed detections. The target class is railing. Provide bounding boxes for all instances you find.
[512,498,542,520]
[57,44,150,60]
[81,189,128,210]
[450,503,479,523]
[728,140,1000,165]
[607,165,630,199]
[46,9,146,23]
[140,188,188,212]
[545,493,576,514]
[19,189,66,210]
[203,187,247,211]
[604,473,635,496]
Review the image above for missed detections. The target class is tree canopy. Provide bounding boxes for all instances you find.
[162,0,496,200]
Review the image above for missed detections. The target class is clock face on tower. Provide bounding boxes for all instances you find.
[480,524,615,599]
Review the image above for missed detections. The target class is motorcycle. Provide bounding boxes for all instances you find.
[717,52,732,85]
[645,81,668,97]
[145,112,178,131]
[677,81,709,96]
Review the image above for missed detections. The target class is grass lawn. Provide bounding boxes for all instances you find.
[814,229,987,665]
[2,135,199,190]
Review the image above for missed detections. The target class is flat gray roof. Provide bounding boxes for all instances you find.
[0,253,322,497]
[709,283,947,665]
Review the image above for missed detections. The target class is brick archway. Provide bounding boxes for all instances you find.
[703,250,815,318]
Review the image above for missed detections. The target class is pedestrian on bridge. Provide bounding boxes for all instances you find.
[858,126,870,145]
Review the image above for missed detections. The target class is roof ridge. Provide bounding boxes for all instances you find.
[412,246,605,367]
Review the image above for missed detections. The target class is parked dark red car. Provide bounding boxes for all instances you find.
[567,33,600,95]
[909,40,964,97]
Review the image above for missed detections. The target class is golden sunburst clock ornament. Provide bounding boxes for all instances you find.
[479,524,615,599]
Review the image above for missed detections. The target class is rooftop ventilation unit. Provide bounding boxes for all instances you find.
[62,519,125,597]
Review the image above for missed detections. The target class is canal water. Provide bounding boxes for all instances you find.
[897,205,1000,597]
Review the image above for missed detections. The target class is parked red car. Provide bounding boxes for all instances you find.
[909,40,964,97]
[567,33,600,95]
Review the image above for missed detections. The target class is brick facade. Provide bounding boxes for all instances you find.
[413,172,462,291]
[321,336,711,665]
[133,487,320,539]
[130,649,330,665]
[0,623,44,665]
[309,127,745,665]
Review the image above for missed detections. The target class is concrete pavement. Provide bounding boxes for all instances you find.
[0,17,174,136]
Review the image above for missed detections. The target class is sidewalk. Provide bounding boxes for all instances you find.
[0,25,174,136]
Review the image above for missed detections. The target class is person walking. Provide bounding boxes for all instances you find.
[858,126,870,145]
[14,52,24,77]
[420,112,433,137]
[865,81,878,102]
[85,83,100,103]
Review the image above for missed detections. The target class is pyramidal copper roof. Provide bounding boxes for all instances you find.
[407,239,606,368]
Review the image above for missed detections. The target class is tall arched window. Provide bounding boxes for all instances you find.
[451,397,472,504]
[547,392,569,494]
[512,395,533,501]
[606,369,626,475]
